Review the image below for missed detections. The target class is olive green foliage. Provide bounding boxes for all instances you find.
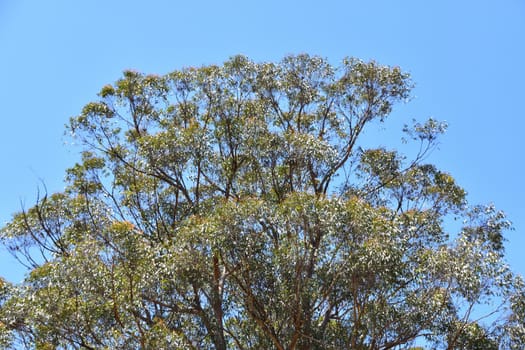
[1,55,524,349]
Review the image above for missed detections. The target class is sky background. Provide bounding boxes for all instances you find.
[0,0,524,285]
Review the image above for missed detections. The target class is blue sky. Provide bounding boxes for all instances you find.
[1,0,524,284]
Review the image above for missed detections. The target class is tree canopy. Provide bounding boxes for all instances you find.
[1,54,524,349]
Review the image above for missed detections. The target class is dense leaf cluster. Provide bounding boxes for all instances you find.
[1,55,523,349]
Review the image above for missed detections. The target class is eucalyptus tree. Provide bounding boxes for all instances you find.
[1,55,523,349]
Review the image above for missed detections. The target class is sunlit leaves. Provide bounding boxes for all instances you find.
[1,54,523,349]
[404,117,448,142]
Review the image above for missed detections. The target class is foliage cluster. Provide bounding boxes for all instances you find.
[1,55,523,349]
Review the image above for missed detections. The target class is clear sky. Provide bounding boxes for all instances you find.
[1,0,524,284]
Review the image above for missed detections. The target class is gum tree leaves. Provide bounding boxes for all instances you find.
[1,55,523,349]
